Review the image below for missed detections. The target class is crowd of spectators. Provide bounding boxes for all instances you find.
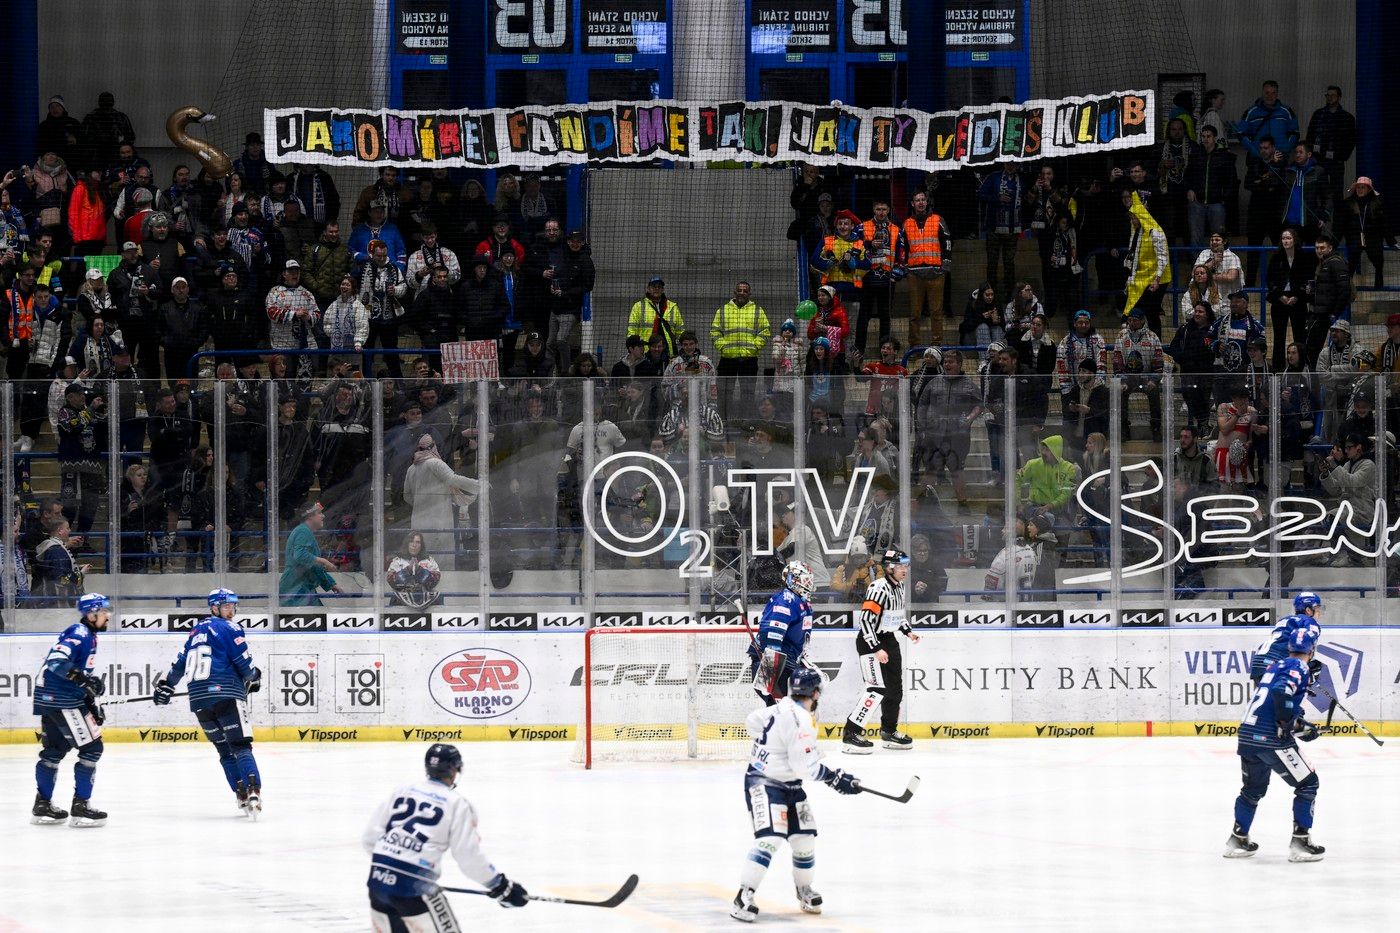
[1,80,1397,616]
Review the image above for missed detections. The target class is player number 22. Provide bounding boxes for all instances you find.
[386,796,445,841]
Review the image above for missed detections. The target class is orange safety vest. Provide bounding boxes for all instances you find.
[6,289,35,344]
[819,234,865,289]
[902,213,944,270]
[860,219,901,273]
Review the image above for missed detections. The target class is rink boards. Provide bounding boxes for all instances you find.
[1,626,1397,742]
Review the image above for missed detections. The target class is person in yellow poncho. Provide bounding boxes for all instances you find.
[1123,192,1172,336]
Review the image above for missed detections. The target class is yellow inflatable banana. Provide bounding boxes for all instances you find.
[165,106,232,179]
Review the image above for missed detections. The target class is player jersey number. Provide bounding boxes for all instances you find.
[385,796,445,842]
[183,645,213,684]
[756,716,776,746]
[1243,670,1275,725]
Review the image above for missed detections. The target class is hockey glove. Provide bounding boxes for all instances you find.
[85,694,106,726]
[824,768,861,795]
[152,677,174,706]
[244,667,262,694]
[487,874,529,908]
[1293,720,1320,743]
[66,668,105,697]
[1306,658,1323,695]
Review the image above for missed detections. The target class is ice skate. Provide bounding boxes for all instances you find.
[880,729,913,750]
[1222,823,1258,858]
[841,730,874,755]
[69,797,107,828]
[31,794,68,825]
[729,886,759,923]
[1289,827,1325,862]
[796,885,823,914]
[243,779,262,821]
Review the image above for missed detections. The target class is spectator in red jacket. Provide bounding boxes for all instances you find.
[475,214,526,266]
[806,285,850,358]
[67,168,108,255]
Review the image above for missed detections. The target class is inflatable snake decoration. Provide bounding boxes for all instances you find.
[165,106,232,179]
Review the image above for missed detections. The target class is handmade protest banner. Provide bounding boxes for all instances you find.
[441,341,499,381]
[265,90,1153,171]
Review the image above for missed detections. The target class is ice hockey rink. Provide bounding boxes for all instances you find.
[2,738,1397,932]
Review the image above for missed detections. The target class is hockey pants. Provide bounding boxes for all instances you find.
[370,890,461,933]
[1234,746,1319,833]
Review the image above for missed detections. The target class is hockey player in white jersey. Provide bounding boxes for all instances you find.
[732,667,862,923]
[841,547,921,753]
[363,744,529,930]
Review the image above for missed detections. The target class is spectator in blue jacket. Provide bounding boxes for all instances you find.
[349,199,407,272]
[1282,143,1332,242]
[1237,81,1300,160]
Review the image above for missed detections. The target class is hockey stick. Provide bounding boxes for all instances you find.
[442,874,639,908]
[102,692,189,706]
[855,775,920,803]
[1315,683,1384,746]
[737,597,758,651]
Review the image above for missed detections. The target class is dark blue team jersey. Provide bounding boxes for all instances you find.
[165,617,255,710]
[33,622,98,712]
[749,589,814,661]
[1250,614,1320,680]
[1239,656,1308,752]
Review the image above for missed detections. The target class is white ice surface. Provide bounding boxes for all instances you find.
[2,738,1398,932]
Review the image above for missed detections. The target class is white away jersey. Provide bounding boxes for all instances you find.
[746,697,826,784]
[362,779,499,897]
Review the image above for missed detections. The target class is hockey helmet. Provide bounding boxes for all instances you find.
[208,587,240,609]
[788,667,824,699]
[1293,591,1322,614]
[77,593,111,615]
[784,560,816,598]
[881,547,911,567]
[1287,627,1319,655]
[425,743,463,783]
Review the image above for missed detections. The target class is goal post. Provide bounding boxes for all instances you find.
[576,627,758,768]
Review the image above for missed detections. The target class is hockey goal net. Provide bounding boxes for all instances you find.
[575,627,758,768]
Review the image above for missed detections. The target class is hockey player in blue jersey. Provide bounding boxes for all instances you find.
[1226,626,1326,862]
[1250,591,1323,684]
[31,593,111,827]
[748,561,816,705]
[732,667,862,923]
[153,587,265,817]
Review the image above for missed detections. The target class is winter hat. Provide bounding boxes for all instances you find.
[780,319,797,334]
[817,284,837,301]
[1353,176,1376,194]
[85,268,103,281]
[1330,318,1351,334]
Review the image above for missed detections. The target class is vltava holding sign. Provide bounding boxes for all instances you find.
[264,89,1153,172]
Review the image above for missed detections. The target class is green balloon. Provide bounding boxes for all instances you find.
[795,300,818,320]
